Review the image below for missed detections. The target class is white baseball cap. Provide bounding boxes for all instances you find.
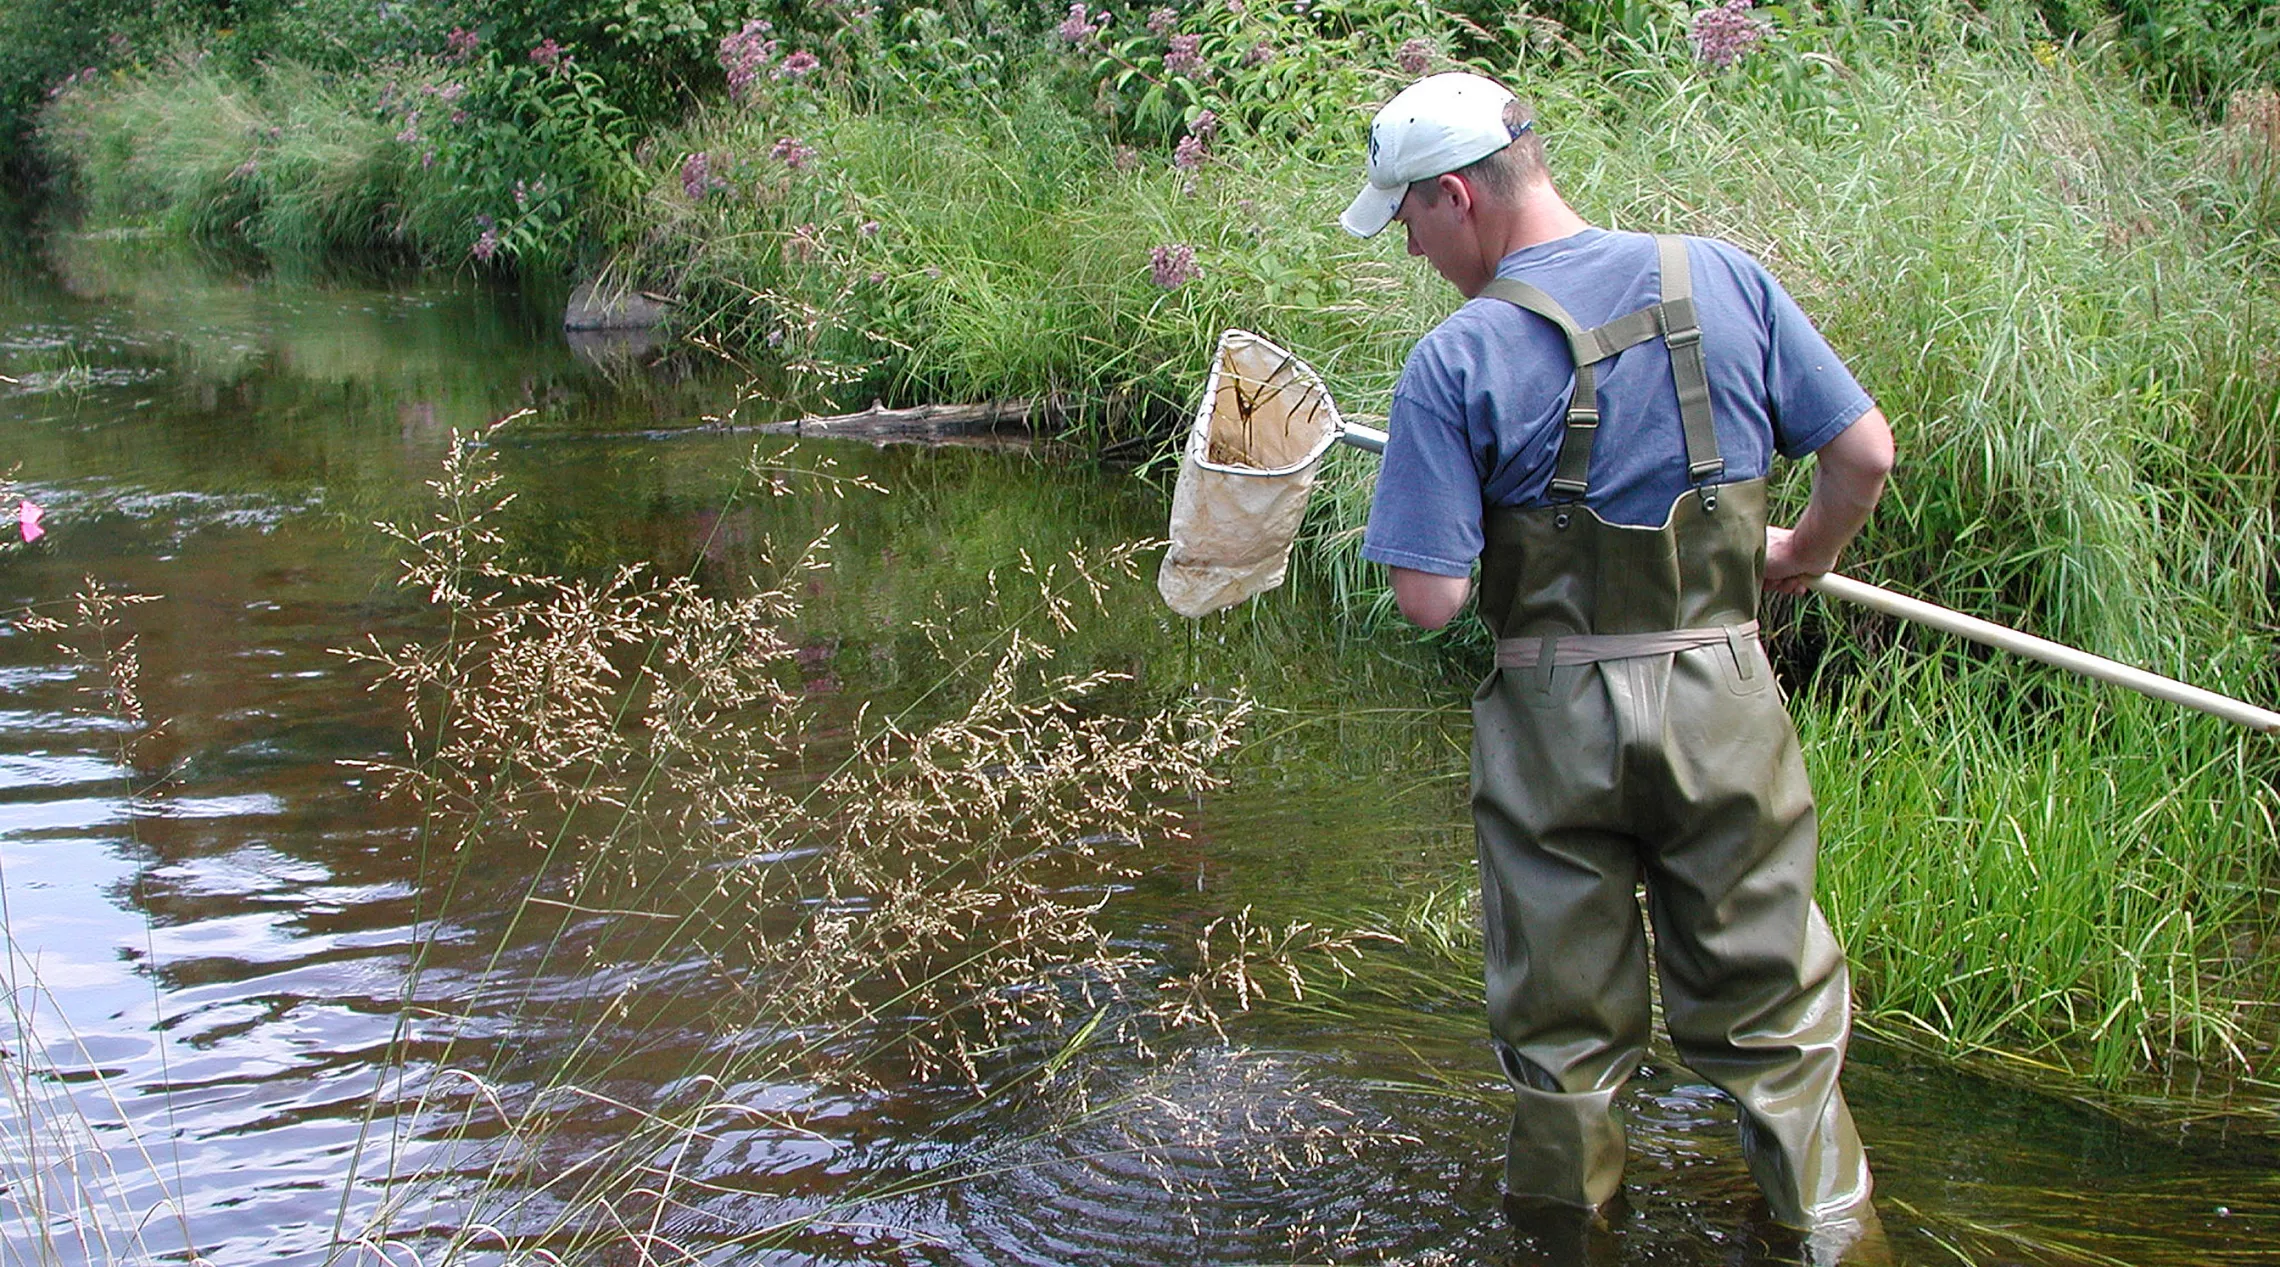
[1340,73,1524,239]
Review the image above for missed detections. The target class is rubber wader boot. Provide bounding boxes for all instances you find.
[1469,477,1874,1229]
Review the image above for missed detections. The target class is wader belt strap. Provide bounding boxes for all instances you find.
[1656,235,1723,484]
[1494,620,1761,668]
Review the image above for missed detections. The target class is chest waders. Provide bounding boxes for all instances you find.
[1467,237,1872,1231]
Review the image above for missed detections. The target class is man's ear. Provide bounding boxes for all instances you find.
[1436,172,1473,215]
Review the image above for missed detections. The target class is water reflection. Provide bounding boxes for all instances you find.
[0,230,2269,1266]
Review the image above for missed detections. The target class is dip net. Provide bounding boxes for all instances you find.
[1157,330,1345,618]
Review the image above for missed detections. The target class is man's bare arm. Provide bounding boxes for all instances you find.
[1764,406,1894,596]
[1391,566,1472,630]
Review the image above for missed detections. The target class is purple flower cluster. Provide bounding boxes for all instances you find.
[1164,33,1204,77]
[1146,6,1177,36]
[681,151,731,200]
[444,26,480,61]
[1173,134,1207,169]
[395,111,421,145]
[472,216,500,262]
[1189,109,1219,140]
[46,67,100,100]
[1150,244,1199,290]
[776,49,821,79]
[1397,38,1432,76]
[1057,4,1100,43]
[1689,0,1769,70]
[771,136,818,169]
[529,39,566,70]
[719,20,779,101]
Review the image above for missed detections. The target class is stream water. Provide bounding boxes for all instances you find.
[0,230,2272,1266]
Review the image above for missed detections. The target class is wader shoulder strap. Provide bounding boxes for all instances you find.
[1656,235,1723,486]
[1476,238,1727,503]
[1478,278,1602,501]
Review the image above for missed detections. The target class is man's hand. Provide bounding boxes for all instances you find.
[1763,406,1894,597]
[1762,524,1821,596]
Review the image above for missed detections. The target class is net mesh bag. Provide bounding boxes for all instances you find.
[1158,330,1345,618]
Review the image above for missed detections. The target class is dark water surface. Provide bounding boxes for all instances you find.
[0,233,2272,1266]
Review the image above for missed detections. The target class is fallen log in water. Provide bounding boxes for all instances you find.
[570,399,1047,451]
[752,398,1038,444]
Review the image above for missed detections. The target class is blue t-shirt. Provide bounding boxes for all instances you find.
[1362,228,1873,578]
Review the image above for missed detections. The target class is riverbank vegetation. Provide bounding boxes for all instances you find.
[18,0,2280,1120]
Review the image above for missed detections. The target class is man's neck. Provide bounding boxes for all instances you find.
[1479,184,1593,268]
[1456,182,1592,296]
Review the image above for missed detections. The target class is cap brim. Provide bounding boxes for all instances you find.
[1340,182,1402,238]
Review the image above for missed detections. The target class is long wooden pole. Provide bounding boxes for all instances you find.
[1332,424,2280,735]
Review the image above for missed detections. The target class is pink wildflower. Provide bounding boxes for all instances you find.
[1150,243,1199,289]
[681,151,730,199]
[1056,3,1099,43]
[718,20,779,102]
[771,136,818,169]
[1243,40,1275,67]
[1397,38,1432,76]
[1164,33,1204,76]
[471,225,501,262]
[775,49,821,79]
[1112,145,1141,172]
[1189,109,1219,140]
[1690,0,1769,69]
[860,219,881,237]
[1147,6,1177,35]
[395,111,420,144]
[1173,134,1207,169]
[444,26,480,61]
[437,82,467,103]
[529,39,566,70]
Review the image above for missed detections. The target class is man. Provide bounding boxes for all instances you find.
[1341,73,1893,1244]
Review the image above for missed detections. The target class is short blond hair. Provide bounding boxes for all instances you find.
[1408,98,1547,205]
